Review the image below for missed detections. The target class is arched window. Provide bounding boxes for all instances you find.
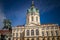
[36,29,39,35]
[27,30,29,36]
[32,16,33,21]
[31,30,34,35]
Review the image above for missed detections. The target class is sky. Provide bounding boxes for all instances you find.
[0,0,60,28]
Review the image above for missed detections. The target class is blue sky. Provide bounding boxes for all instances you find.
[0,0,60,28]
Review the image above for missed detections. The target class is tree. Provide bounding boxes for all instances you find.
[2,19,12,30]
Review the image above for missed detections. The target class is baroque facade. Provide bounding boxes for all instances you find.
[12,1,60,40]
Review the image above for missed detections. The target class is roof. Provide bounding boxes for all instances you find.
[0,30,11,35]
[17,25,25,27]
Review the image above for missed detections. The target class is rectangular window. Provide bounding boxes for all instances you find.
[51,27,54,29]
[56,31,58,36]
[42,31,44,36]
[46,31,48,36]
[36,17,38,22]
[51,31,53,36]
[55,27,58,29]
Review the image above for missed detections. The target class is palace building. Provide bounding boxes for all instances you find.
[12,1,60,40]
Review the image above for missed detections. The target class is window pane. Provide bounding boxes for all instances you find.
[31,30,34,35]
[36,29,39,35]
[56,31,58,36]
[51,31,53,36]
[27,30,29,36]
[42,31,44,36]
[46,31,48,36]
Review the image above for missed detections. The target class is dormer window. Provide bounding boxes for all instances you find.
[32,16,33,21]
[36,17,38,22]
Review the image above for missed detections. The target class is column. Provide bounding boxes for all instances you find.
[25,29,27,36]
[45,38,47,40]
[50,37,52,40]
[39,37,42,40]
[34,38,36,40]
[49,31,51,36]
[34,29,36,36]
[6,38,8,40]
[30,29,31,36]
[44,30,46,40]
[29,38,31,40]
[39,28,42,36]
[24,38,27,40]
[54,37,56,40]
[14,38,16,40]
[18,37,20,40]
